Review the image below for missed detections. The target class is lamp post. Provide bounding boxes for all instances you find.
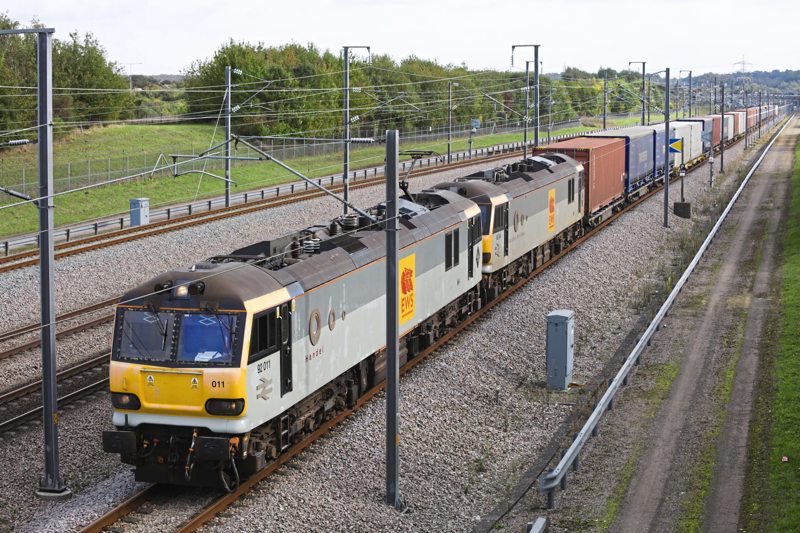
[512,45,539,159]
[680,70,692,117]
[629,61,646,125]
[447,81,459,164]
[342,45,370,215]
[664,67,670,228]
[650,68,671,227]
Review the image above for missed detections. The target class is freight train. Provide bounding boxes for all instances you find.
[103,105,784,489]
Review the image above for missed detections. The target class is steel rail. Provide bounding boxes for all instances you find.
[0,376,109,433]
[0,352,108,408]
[0,297,118,345]
[77,486,159,533]
[537,113,795,507]
[0,314,114,360]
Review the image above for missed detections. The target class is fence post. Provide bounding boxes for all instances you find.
[87,160,91,190]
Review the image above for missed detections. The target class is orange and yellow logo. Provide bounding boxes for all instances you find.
[399,253,415,324]
[547,189,556,233]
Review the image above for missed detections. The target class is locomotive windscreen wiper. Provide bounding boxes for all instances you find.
[147,303,168,350]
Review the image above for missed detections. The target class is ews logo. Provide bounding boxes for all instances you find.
[399,254,416,324]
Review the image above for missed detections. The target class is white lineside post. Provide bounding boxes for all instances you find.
[224,65,231,208]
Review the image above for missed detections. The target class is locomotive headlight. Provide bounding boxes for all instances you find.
[174,285,190,299]
[111,393,141,410]
[206,398,245,416]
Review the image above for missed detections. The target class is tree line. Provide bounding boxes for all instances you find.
[0,14,133,134]
[2,12,794,141]
[182,41,659,137]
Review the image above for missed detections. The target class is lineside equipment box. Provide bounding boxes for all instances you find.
[546,309,574,391]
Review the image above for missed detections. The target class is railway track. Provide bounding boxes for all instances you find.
[0,149,524,274]
[78,146,705,532]
[0,297,118,360]
[0,352,109,433]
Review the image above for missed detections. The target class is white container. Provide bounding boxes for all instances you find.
[671,121,702,167]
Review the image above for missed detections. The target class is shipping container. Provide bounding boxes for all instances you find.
[587,126,656,194]
[649,123,676,173]
[732,111,746,135]
[533,137,626,219]
[676,117,713,153]
[710,114,735,142]
[746,107,758,130]
[668,121,702,167]
[723,114,735,141]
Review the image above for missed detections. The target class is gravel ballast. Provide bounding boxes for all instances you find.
[0,130,773,531]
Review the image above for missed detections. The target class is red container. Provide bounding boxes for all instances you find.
[747,107,758,129]
[534,137,625,216]
[708,115,722,145]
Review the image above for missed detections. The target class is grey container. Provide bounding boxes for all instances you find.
[546,309,574,390]
[130,198,150,227]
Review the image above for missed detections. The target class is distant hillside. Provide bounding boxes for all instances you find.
[152,74,184,83]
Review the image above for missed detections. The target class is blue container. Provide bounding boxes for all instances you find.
[588,126,655,194]
[649,123,676,174]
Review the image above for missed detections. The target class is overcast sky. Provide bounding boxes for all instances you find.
[6,0,798,77]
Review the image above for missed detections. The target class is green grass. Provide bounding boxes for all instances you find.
[764,138,800,531]
[0,118,640,239]
[0,123,220,178]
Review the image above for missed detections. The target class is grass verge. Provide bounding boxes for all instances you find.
[761,135,800,530]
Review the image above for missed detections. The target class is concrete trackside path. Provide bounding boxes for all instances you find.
[614,119,797,533]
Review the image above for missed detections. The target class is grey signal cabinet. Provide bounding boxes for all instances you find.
[546,310,574,390]
[130,198,150,227]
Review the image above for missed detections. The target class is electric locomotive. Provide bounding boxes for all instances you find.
[103,187,486,488]
[103,154,585,489]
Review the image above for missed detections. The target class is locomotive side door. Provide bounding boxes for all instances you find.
[502,204,509,257]
[279,303,293,396]
[468,216,476,278]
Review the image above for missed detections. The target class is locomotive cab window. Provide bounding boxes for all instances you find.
[176,313,237,364]
[117,309,176,363]
[114,308,241,367]
[568,178,575,204]
[479,204,492,235]
[249,308,279,363]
